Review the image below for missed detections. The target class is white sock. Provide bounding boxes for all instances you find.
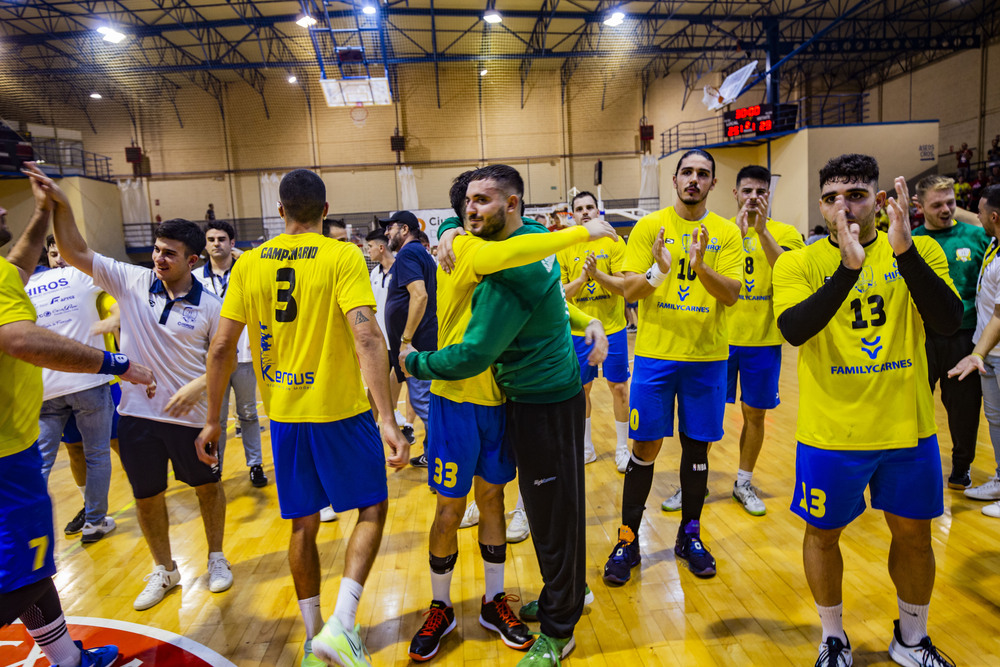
[483,560,505,601]
[394,410,406,427]
[430,567,454,607]
[736,469,753,487]
[27,614,80,667]
[77,485,87,500]
[208,550,225,563]
[515,491,525,512]
[816,603,847,643]
[615,421,629,451]
[333,578,364,630]
[584,418,593,448]
[897,597,929,646]
[298,595,324,641]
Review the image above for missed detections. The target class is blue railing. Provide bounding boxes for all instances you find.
[660,93,870,157]
[31,139,113,181]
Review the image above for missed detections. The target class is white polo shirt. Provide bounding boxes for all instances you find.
[27,266,113,401]
[370,263,392,346]
[195,260,252,363]
[92,254,221,427]
[975,238,1000,357]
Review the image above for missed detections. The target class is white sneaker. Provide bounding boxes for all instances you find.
[964,474,1000,500]
[583,441,597,464]
[81,516,116,544]
[661,486,709,512]
[615,447,630,473]
[983,501,1000,518]
[816,635,852,666]
[319,506,338,522]
[459,500,480,528]
[506,508,530,543]
[732,482,766,516]
[887,620,953,667]
[134,563,181,610]
[208,555,233,593]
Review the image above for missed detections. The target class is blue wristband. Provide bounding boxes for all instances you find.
[99,351,130,376]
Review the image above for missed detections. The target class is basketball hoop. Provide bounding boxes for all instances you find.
[350,102,368,127]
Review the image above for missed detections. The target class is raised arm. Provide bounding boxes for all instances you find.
[23,162,96,276]
[6,164,51,284]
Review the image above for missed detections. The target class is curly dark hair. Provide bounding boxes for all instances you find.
[819,154,879,190]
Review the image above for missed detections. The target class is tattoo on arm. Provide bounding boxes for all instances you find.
[354,310,370,324]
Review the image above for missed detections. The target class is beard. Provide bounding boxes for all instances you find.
[469,209,506,239]
[678,188,708,206]
[388,232,403,252]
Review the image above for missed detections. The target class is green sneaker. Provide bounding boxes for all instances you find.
[520,586,593,622]
[517,634,575,666]
[301,640,325,667]
[312,617,372,666]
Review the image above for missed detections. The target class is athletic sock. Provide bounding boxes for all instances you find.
[394,410,406,427]
[897,597,929,645]
[816,602,847,643]
[298,595,324,641]
[24,613,79,667]
[429,552,457,607]
[514,491,525,512]
[480,542,506,601]
[679,433,709,525]
[736,468,753,487]
[621,453,655,536]
[615,421,629,451]
[77,485,87,501]
[584,418,593,448]
[333,578,363,630]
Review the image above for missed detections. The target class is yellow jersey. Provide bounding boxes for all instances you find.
[222,234,375,422]
[623,207,743,361]
[558,235,627,335]
[772,234,955,450]
[0,259,42,457]
[432,224,591,405]
[728,218,805,346]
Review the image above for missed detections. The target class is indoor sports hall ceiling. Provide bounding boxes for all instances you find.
[1,1,998,119]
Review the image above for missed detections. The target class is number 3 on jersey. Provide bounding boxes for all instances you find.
[276,268,298,322]
[433,458,457,488]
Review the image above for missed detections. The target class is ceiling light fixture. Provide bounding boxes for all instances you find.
[603,11,625,27]
[288,75,297,84]
[362,4,377,15]
[90,92,102,99]
[480,68,488,76]
[483,10,502,24]
[296,15,317,28]
[96,26,126,43]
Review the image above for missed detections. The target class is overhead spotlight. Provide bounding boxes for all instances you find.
[483,10,502,24]
[362,3,377,15]
[288,75,297,84]
[296,15,317,28]
[90,92,102,99]
[96,26,126,43]
[603,11,625,27]
[480,68,488,76]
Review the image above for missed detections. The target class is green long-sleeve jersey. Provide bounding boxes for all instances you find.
[406,223,582,404]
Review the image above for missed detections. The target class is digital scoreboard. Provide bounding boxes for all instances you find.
[723,103,797,139]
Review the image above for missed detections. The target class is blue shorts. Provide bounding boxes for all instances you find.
[270,412,388,519]
[791,436,944,529]
[427,395,515,497]
[62,382,121,443]
[726,345,782,410]
[0,443,56,593]
[628,357,726,442]
[574,328,631,385]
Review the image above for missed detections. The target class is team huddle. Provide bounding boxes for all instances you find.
[2,148,991,667]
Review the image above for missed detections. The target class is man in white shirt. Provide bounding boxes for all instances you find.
[197,220,266,488]
[35,167,234,613]
[28,239,118,544]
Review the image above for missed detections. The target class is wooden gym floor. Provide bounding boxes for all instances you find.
[41,338,1000,666]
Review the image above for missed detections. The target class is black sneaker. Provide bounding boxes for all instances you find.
[888,620,955,666]
[249,464,268,488]
[603,526,641,585]
[674,520,716,578]
[65,507,86,535]
[410,453,428,468]
[947,468,971,490]
[401,424,416,445]
[408,600,456,662]
[479,593,533,650]
[815,634,852,666]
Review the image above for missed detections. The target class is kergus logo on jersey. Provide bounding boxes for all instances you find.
[1,617,236,667]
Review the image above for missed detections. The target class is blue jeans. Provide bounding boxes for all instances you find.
[217,362,263,471]
[405,376,431,425]
[980,355,1000,477]
[38,384,114,523]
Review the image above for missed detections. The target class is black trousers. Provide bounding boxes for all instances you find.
[507,390,586,640]
[925,328,982,471]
